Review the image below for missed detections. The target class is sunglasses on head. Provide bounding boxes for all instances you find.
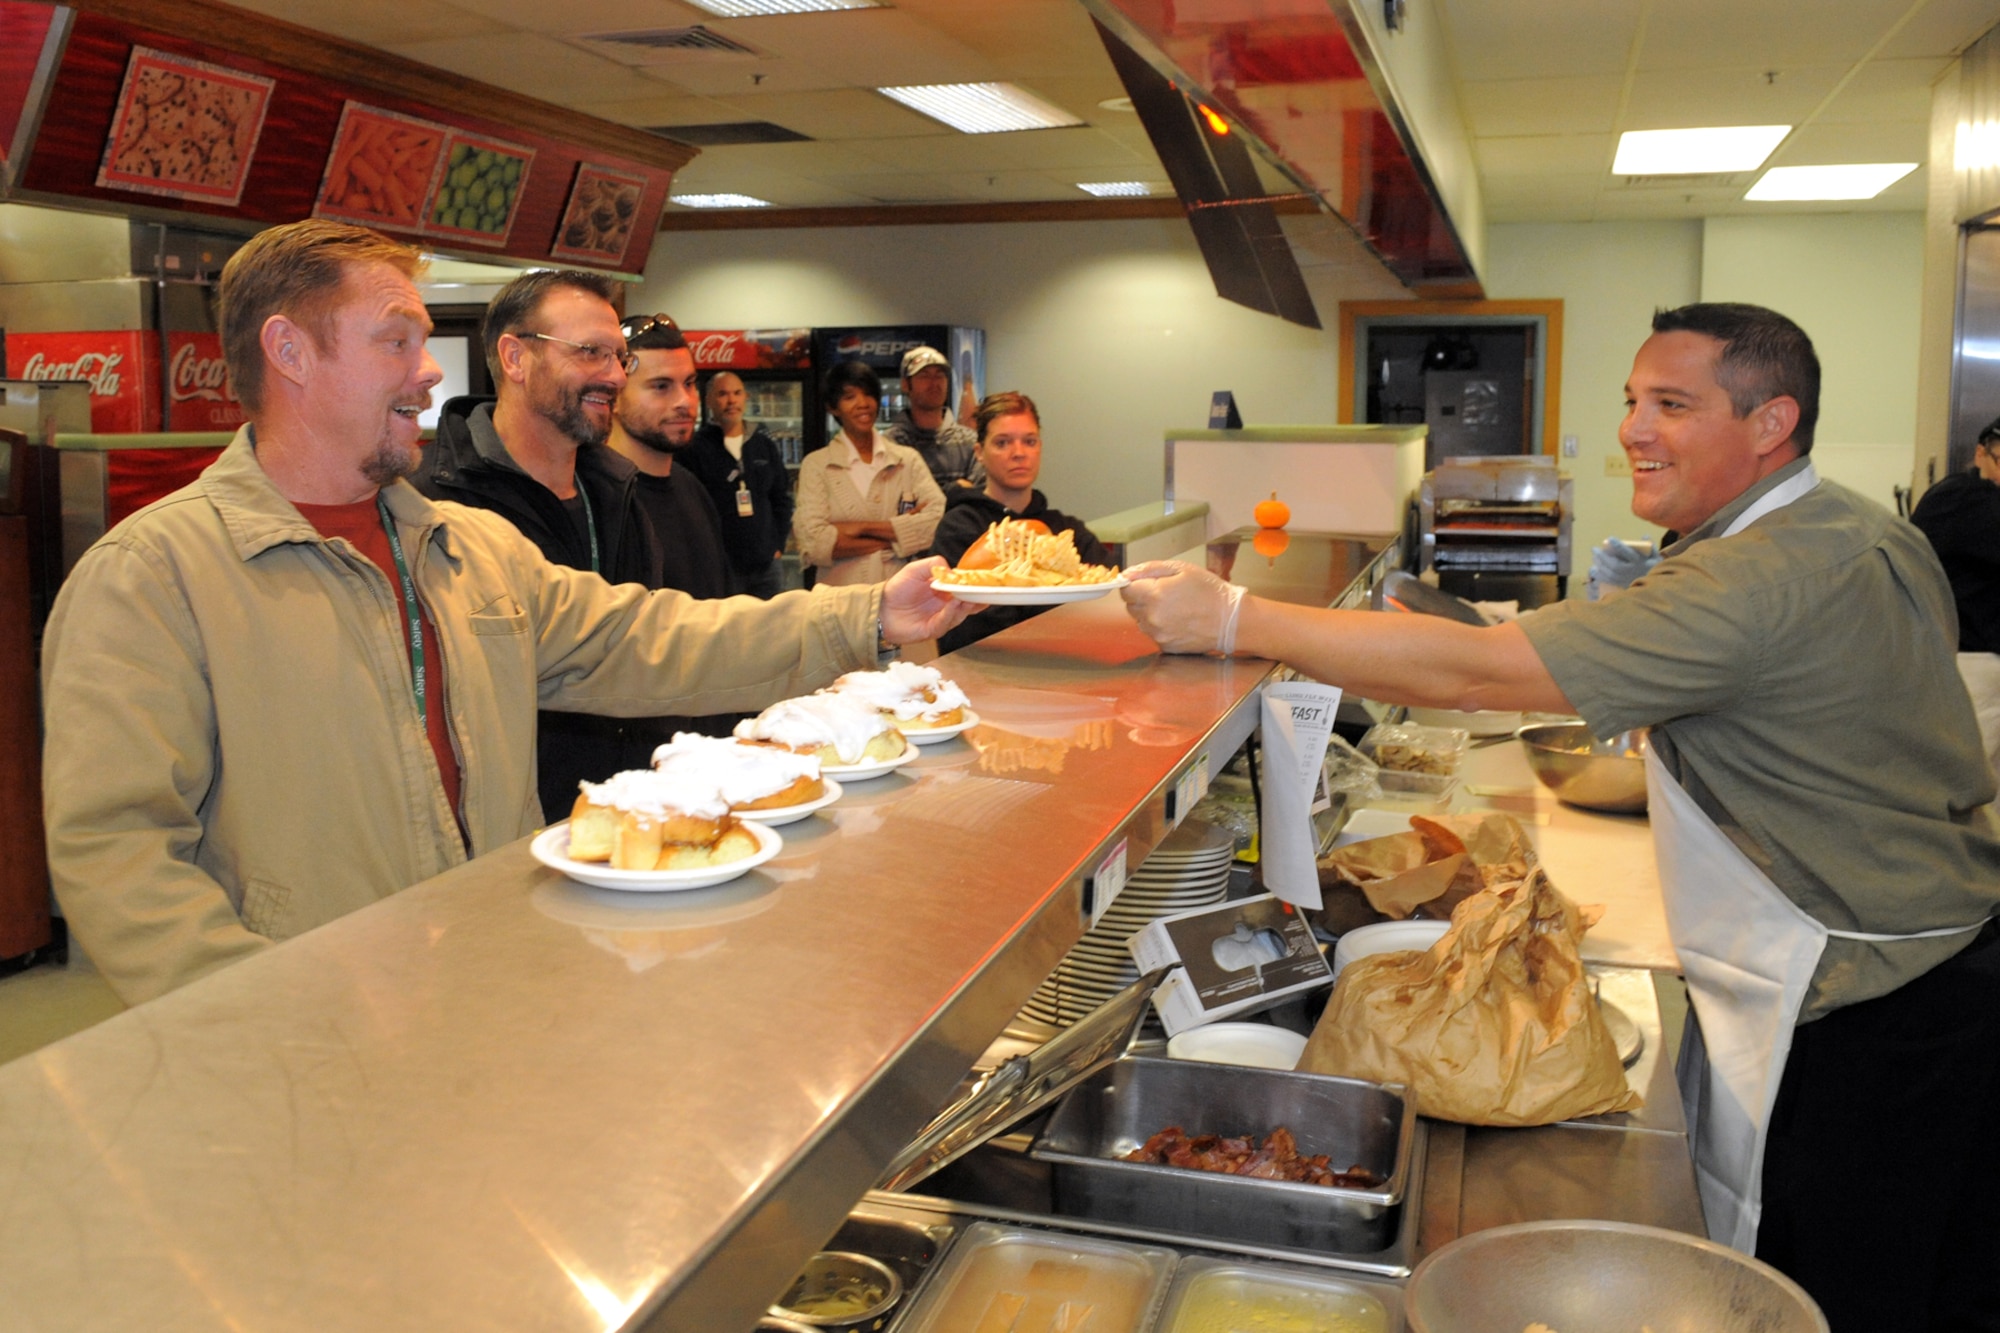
[620,312,679,341]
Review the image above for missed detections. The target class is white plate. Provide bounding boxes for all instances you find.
[733,778,843,826]
[901,708,980,744]
[820,745,920,781]
[531,820,781,892]
[929,576,1129,606]
[1166,1022,1308,1070]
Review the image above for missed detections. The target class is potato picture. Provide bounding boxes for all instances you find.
[315,105,447,230]
[425,134,534,245]
[550,164,650,265]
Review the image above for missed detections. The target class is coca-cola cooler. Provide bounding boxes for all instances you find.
[681,328,817,465]
[814,325,985,437]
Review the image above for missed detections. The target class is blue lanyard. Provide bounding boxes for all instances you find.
[376,495,426,726]
[577,481,600,573]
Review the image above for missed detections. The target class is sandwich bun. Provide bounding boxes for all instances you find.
[959,517,1050,570]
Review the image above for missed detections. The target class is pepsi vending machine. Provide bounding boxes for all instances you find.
[680,328,817,465]
[813,325,986,439]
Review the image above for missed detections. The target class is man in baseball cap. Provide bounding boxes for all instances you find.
[884,345,982,489]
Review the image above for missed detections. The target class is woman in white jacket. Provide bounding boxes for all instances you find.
[793,359,945,587]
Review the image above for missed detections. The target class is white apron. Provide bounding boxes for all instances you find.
[1954,651,2000,776]
[1649,463,1988,1252]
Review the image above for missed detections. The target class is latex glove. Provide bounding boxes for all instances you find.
[1588,537,1660,597]
[1121,560,1248,655]
[880,556,978,643]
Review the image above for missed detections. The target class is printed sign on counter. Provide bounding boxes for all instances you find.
[1128,894,1332,1036]
[1259,681,1343,910]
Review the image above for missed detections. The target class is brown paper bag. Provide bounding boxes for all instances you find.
[1299,865,1642,1126]
[1314,813,1534,924]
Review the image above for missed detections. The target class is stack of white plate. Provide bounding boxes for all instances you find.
[1016,818,1236,1029]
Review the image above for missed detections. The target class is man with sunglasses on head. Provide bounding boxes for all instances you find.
[1912,417,2000,771]
[605,313,731,605]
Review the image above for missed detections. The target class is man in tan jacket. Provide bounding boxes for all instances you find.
[39,220,969,1005]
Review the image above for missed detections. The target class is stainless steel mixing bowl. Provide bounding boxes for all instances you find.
[1518,722,1648,813]
[1405,1220,1827,1333]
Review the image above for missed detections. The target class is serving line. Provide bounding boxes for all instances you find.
[0,592,1279,1333]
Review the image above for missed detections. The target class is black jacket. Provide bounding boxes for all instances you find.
[926,488,1114,656]
[414,397,698,822]
[415,397,662,587]
[1911,466,2000,652]
[682,422,794,575]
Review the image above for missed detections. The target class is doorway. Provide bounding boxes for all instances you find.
[1338,300,1563,469]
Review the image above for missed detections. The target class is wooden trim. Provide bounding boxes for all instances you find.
[657,195,1321,232]
[1337,298,1565,457]
[65,0,699,174]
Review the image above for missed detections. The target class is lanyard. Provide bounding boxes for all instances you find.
[376,494,426,727]
[576,481,600,573]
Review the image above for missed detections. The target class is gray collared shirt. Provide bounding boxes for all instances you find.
[1522,457,2000,1020]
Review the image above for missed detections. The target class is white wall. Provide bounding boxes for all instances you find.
[1485,212,1925,585]
[1701,213,1925,510]
[1482,220,1703,567]
[634,218,1405,518]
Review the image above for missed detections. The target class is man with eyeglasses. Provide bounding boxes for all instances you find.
[40,220,969,1005]
[1912,418,2000,771]
[418,270,690,819]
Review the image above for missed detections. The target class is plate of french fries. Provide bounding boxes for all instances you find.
[931,517,1127,604]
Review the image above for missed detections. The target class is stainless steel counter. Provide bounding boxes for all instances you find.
[0,532,1698,1329]
[0,593,1279,1332]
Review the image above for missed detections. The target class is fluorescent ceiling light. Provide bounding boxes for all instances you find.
[681,0,879,15]
[877,83,1084,134]
[1957,121,2000,172]
[1745,163,1917,201]
[670,193,772,208]
[1613,126,1790,175]
[1078,181,1153,197]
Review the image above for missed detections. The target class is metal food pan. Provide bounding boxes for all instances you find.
[1028,1057,1416,1254]
[1154,1255,1405,1332]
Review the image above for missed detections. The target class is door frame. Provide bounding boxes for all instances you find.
[1338,299,1565,457]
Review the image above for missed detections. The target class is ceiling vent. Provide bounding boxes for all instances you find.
[572,26,768,62]
[1621,172,1750,189]
[652,121,811,146]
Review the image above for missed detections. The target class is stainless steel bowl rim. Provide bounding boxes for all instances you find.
[772,1249,903,1327]
[1405,1219,1828,1333]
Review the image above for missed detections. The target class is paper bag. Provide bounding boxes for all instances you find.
[1299,865,1642,1126]
[1315,813,1533,924]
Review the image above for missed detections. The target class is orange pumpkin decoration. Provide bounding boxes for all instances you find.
[1253,492,1290,529]
[1252,527,1290,564]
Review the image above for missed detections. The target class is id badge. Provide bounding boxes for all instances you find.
[735,483,754,517]
[897,494,917,515]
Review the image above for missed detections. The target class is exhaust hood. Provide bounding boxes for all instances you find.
[1083,0,1482,300]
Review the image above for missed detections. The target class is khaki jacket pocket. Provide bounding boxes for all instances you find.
[240,877,293,938]
[468,596,530,636]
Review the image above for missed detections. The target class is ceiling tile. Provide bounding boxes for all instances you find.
[389,32,664,101]
[570,94,748,129]
[1879,0,2000,59]
[630,57,848,98]
[704,10,996,85]
[677,140,889,179]
[1631,0,1912,72]
[900,0,1112,81]
[926,169,1098,201]
[1475,134,1617,177]
[713,89,952,141]
[1480,174,1606,223]
[1460,76,1624,137]
[229,0,509,47]
[814,171,965,203]
[447,0,708,36]
[1767,120,1931,164]
[1439,0,1642,82]
[1812,58,1950,124]
[1620,64,1843,130]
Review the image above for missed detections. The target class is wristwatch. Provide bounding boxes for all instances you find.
[876,617,897,665]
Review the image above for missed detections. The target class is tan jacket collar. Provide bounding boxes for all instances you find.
[201,424,454,564]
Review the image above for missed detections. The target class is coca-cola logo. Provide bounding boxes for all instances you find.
[169,342,237,404]
[689,333,742,366]
[20,349,124,397]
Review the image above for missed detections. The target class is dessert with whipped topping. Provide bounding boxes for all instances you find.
[827,661,970,733]
[734,693,908,767]
[566,769,760,871]
[650,731,825,811]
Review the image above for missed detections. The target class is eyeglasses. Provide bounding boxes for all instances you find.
[515,331,638,376]
[620,312,680,342]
